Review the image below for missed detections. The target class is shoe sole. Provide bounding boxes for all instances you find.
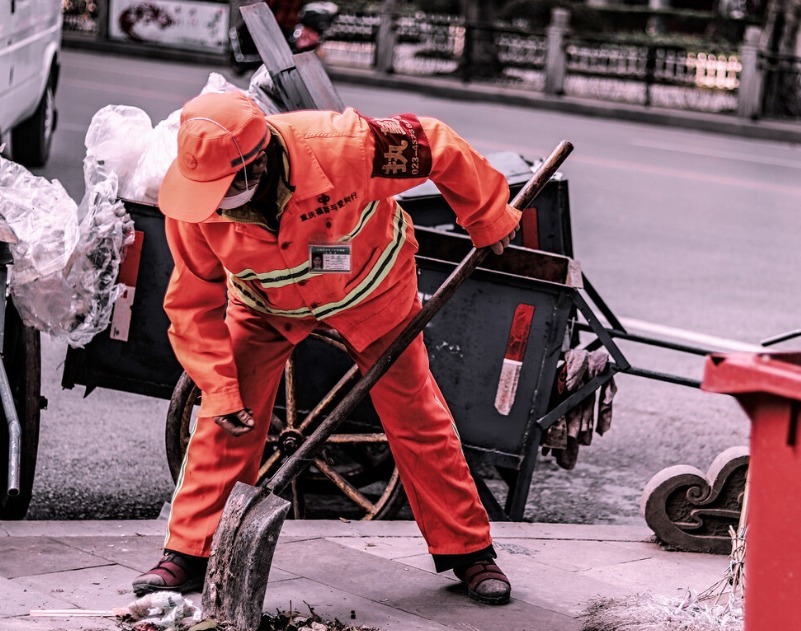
[132,578,204,597]
[467,590,511,606]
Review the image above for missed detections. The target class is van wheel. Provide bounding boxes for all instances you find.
[11,78,56,168]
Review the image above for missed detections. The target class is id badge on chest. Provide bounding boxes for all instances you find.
[309,244,351,274]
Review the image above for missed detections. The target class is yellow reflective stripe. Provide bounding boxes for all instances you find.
[314,203,406,320]
[165,412,199,548]
[339,200,379,242]
[228,201,407,320]
[235,261,312,289]
[229,274,313,317]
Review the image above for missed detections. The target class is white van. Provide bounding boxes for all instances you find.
[0,0,61,167]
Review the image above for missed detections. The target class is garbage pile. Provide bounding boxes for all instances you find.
[114,592,379,631]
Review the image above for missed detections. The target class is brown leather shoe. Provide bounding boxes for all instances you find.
[132,550,208,596]
[454,558,511,605]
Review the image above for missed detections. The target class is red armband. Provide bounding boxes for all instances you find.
[363,113,432,179]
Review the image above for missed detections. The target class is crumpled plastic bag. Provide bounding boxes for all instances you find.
[0,155,79,280]
[114,591,206,631]
[128,71,245,203]
[0,155,134,347]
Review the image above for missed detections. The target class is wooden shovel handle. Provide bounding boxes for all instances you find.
[267,140,574,495]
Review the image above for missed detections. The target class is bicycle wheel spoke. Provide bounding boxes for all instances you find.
[310,329,348,352]
[325,433,387,443]
[270,412,286,432]
[313,457,374,512]
[284,356,297,428]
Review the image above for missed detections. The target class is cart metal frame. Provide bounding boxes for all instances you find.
[0,239,44,519]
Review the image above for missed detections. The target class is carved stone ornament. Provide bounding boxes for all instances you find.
[640,445,749,554]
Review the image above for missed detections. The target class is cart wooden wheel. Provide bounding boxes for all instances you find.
[0,302,42,519]
[165,331,406,521]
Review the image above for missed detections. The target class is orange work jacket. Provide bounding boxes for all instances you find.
[163,108,521,417]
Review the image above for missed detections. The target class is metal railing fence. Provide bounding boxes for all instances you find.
[759,51,801,118]
[323,11,742,113]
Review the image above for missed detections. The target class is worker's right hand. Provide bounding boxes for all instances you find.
[489,226,518,255]
[213,408,255,436]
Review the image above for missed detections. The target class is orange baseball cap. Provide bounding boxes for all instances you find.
[158,91,270,223]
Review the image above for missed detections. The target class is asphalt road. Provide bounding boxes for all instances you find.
[21,48,801,523]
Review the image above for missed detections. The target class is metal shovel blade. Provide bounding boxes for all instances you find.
[202,482,291,630]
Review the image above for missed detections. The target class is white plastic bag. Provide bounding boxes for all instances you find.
[0,155,134,348]
[114,591,203,631]
[84,105,153,201]
[128,108,180,204]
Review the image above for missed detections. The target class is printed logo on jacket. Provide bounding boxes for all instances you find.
[300,192,359,222]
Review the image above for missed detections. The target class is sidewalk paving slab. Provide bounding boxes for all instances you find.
[271,537,579,630]
[0,538,112,579]
[0,575,76,618]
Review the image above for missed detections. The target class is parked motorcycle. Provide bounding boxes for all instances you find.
[229,1,339,75]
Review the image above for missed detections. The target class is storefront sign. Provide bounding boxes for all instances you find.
[109,0,229,53]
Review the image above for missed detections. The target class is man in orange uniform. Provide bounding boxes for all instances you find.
[133,90,519,605]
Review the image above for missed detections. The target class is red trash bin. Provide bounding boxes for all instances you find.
[702,351,801,631]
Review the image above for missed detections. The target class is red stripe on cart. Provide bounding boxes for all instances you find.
[110,230,144,342]
[494,304,535,416]
[117,230,144,287]
[520,206,540,250]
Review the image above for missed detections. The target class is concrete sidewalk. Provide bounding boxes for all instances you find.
[0,519,729,630]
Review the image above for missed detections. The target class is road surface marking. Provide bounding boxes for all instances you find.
[574,154,801,196]
[630,138,801,170]
[619,317,765,353]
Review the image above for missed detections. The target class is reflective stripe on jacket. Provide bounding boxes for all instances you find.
[163,108,521,417]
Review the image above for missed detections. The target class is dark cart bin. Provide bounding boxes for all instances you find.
[398,152,573,258]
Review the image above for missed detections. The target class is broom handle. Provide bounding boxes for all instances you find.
[267,140,574,495]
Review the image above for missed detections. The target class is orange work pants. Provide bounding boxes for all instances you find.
[165,297,492,559]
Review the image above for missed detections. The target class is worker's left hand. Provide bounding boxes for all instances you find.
[213,408,255,436]
[489,226,518,255]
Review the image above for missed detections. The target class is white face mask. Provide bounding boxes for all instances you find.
[218,182,259,210]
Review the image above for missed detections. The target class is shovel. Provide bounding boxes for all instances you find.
[201,140,575,630]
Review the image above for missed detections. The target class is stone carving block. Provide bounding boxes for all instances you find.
[640,446,749,554]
